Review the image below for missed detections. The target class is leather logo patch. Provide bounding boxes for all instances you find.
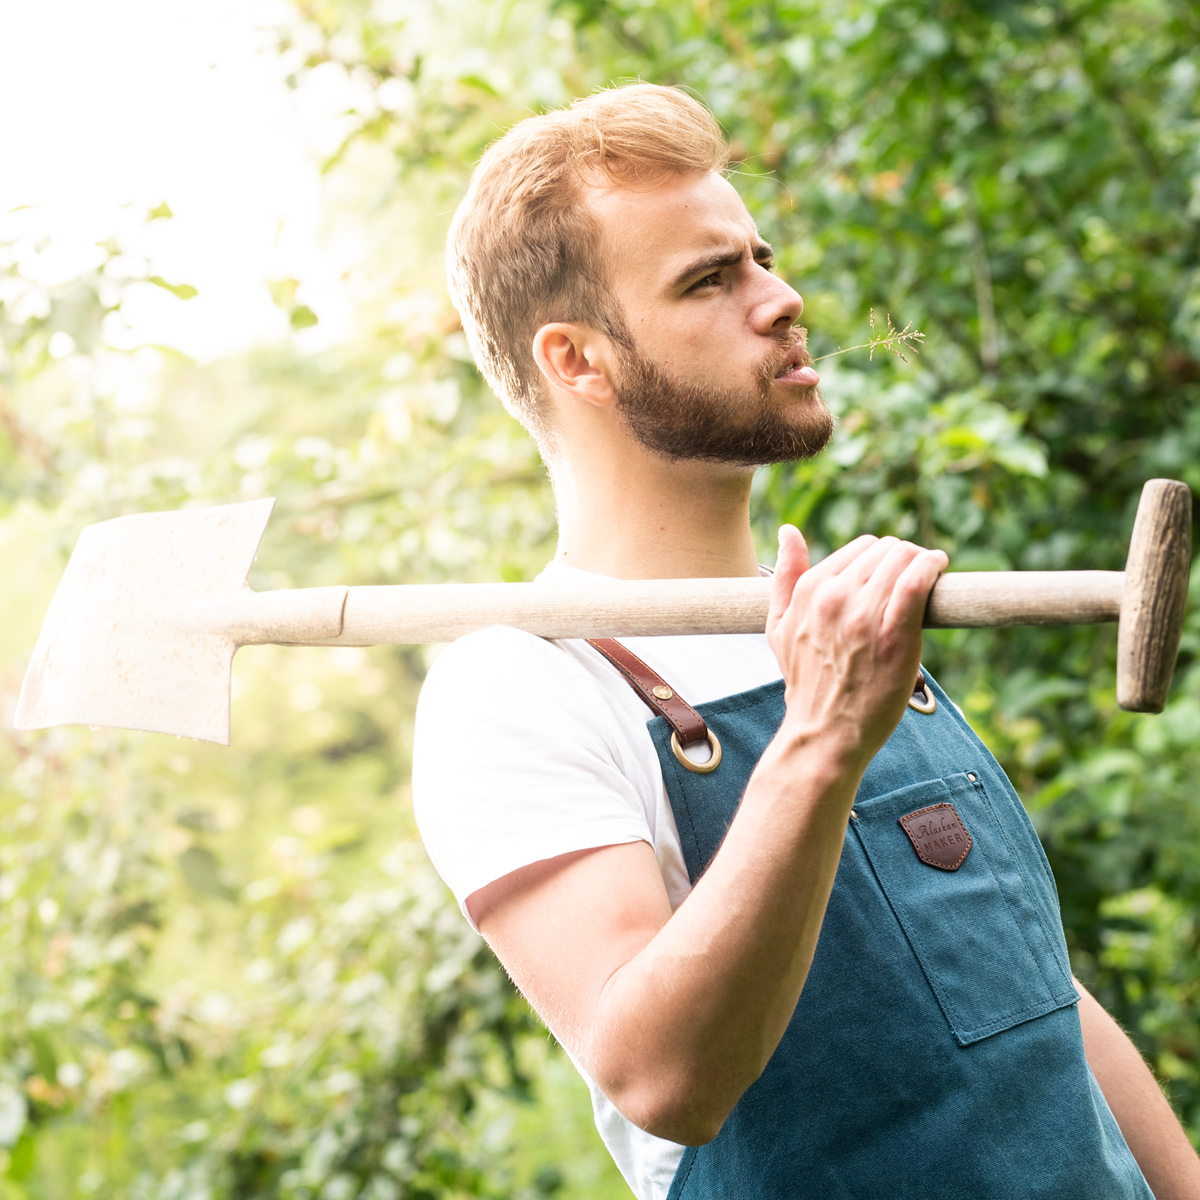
[899,802,972,871]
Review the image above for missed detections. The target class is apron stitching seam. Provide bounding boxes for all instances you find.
[855,808,1065,1037]
[652,722,709,887]
[676,683,783,723]
[850,821,971,1034]
[971,780,1064,997]
[959,779,1059,1002]
[926,673,1074,988]
[671,1146,698,1197]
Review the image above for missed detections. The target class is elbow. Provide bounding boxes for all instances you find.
[660,1116,726,1149]
[635,1100,728,1148]
[610,1077,731,1147]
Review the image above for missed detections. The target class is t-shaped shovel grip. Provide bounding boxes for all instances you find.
[1117,479,1193,713]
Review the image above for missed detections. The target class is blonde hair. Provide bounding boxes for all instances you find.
[447,84,729,441]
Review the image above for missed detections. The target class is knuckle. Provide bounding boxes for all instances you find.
[845,534,878,558]
[813,585,845,620]
[844,611,871,638]
[812,592,838,621]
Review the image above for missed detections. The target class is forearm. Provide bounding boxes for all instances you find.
[1077,981,1200,1198]
[476,533,946,1146]
[590,731,861,1143]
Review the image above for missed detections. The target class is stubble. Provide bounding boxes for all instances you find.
[613,330,835,466]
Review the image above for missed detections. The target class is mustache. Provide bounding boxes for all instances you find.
[758,327,813,384]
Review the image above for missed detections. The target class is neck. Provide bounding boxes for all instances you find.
[549,439,761,580]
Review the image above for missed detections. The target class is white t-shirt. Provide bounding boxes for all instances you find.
[412,561,783,1200]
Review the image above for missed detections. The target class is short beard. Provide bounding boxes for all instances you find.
[612,330,835,466]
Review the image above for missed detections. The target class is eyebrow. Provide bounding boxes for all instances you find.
[670,240,774,291]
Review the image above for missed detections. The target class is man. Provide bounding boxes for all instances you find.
[413,84,1200,1199]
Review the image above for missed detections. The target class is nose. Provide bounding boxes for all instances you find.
[753,269,804,335]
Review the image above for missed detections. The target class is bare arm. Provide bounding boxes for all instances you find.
[1076,979,1200,1198]
[471,530,947,1145]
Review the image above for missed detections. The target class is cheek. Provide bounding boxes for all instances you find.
[650,313,748,376]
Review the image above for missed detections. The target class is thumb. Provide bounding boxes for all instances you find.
[767,524,810,635]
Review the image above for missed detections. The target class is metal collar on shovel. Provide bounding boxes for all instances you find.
[14,479,1192,745]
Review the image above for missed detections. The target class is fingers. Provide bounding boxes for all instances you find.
[859,539,924,603]
[807,533,880,579]
[838,535,905,589]
[770,529,882,634]
[767,525,809,635]
[881,548,949,637]
[769,527,947,647]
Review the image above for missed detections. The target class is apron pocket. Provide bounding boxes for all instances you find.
[851,771,1078,1045]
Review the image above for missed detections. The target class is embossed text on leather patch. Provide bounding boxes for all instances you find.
[898,802,972,871]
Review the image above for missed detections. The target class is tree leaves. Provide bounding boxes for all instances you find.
[146,276,199,300]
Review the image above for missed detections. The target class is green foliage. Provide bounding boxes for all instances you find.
[255,0,1200,1144]
[0,214,604,1196]
[0,663,588,1199]
[3,0,1200,1195]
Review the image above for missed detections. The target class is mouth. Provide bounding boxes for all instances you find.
[773,346,820,388]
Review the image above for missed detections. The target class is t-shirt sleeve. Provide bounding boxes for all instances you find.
[412,627,653,930]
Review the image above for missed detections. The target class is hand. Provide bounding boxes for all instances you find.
[766,527,948,775]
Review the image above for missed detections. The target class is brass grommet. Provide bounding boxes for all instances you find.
[908,685,937,715]
[652,685,674,701]
[671,728,722,774]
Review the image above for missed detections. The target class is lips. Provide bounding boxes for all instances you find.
[774,345,820,387]
[775,363,821,386]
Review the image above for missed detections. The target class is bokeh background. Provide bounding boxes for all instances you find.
[2,0,1199,1196]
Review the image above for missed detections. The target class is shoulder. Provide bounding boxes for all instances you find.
[412,627,658,917]
[423,624,577,685]
[418,626,603,720]
[415,626,632,756]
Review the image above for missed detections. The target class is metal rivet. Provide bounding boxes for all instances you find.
[652,685,674,700]
[671,729,722,773]
[850,810,858,820]
[967,773,977,782]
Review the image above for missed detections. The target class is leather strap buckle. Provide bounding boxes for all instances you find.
[671,728,722,774]
[908,669,937,714]
[587,637,719,773]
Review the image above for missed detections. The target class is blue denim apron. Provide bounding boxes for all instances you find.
[646,671,1152,1200]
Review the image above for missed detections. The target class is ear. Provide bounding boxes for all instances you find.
[532,322,619,409]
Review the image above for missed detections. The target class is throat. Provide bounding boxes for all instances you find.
[552,454,761,580]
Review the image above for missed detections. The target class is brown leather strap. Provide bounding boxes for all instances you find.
[588,638,926,744]
[587,638,711,747]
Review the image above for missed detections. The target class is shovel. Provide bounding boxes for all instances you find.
[13,479,1192,745]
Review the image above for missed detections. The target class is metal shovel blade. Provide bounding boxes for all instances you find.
[14,499,277,746]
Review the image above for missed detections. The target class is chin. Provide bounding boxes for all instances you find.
[774,381,824,408]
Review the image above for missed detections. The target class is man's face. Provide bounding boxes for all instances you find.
[586,171,833,466]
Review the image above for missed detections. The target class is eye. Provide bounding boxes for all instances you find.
[689,271,722,292]
[757,257,775,272]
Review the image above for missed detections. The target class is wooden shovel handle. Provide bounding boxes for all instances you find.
[287,481,1191,714]
[923,571,1122,628]
[303,569,1125,647]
